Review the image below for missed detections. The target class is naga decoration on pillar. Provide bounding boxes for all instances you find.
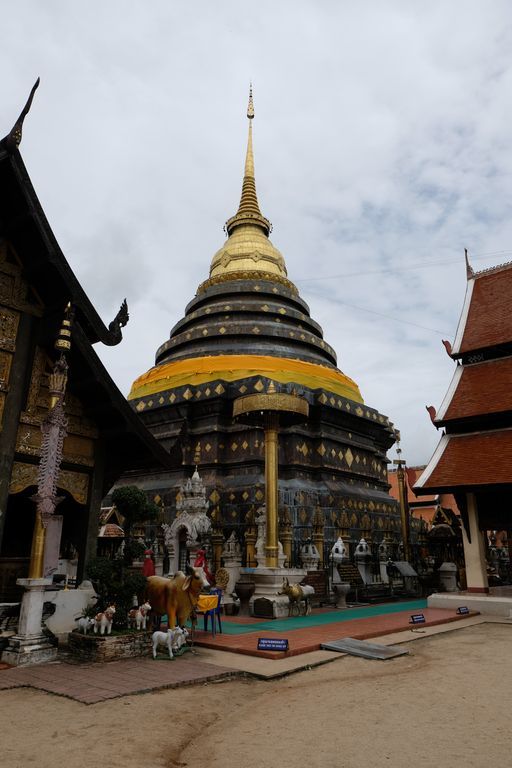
[29,303,73,579]
[34,355,68,527]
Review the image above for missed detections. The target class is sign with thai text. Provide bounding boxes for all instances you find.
[409,614,426,625]
[257,638,289,652]
[456,606,470,615]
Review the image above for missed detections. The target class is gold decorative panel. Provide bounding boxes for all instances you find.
[16,424,42,456]
[59,469,89,505]
[9,462,89,504]
[63,435,95,467]
[9,461,38,494]
[0,308,19,352]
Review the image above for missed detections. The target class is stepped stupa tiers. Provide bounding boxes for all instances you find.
[126,89,399,567]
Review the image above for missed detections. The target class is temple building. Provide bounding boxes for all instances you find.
[124,90,400,566]
[415,252,512,593]
[0,82,171,601]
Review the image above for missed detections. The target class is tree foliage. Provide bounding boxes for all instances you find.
[111,485,159,538]
[86,556,147,629]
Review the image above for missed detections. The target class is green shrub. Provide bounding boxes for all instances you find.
[86,556,147,629]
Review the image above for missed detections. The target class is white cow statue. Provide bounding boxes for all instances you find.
[128,601,151,630]
[93,605,116,635]
[76,616,95,635]
[152,627,188,659]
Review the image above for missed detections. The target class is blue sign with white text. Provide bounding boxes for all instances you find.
[257,638,289,652]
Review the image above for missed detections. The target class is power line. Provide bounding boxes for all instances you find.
[294,249,512,283]
[309,294,449,335]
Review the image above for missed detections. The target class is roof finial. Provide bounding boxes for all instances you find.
[1,78,40,153]
[465,247,474,279]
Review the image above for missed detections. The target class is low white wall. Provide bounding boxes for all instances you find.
[45,582,98,640]
[428,592,512,618]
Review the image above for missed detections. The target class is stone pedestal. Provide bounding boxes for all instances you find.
[439,562,458,592]
[333,582,350,609]
[234,574,256,616]
[1,579,58,666]
[246,567,307,618]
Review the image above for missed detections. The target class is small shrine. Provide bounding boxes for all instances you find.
[162,467,212,575]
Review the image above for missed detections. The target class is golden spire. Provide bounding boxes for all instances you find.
[202,86,293,294]
[225,85,271,237]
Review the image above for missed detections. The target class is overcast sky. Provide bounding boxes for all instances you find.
[3,2,512,466]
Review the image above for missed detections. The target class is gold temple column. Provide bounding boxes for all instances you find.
[211,507,224,574]
[279,507,292,568]
[28,513,46,579]
[245,525,257,568]
[312,506,324,567]
[394,445,412,562]
[264,412,279,568]
[233,382,308,570]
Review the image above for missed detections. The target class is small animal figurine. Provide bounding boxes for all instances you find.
[76,616,95,635]
[127,601,151,630]
[93,605,116,635]
[152,627,185,659]
[173,626,189,652]
[279,577,315,616]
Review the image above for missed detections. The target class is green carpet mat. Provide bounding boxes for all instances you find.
[214,599,428,635]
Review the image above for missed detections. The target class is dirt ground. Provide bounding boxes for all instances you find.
[1,622,510,768]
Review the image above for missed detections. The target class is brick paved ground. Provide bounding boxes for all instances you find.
[0,654,237,704]
[0,605,476,703]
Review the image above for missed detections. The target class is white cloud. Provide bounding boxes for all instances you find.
[3,0,512,465]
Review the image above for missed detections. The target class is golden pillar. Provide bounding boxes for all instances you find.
[312,505,324,567]
[28,515,46,579]
[244,507,257,567]
[210,506,224,573]
[233,382,308,570]
[264,412,279,567]
[394,444,412,562]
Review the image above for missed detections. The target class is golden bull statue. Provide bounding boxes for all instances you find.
[279,577,315,616]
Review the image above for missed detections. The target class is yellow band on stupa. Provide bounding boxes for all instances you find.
[128,354,363,404]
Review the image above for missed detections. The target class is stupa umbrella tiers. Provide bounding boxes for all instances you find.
[233,383,309,568]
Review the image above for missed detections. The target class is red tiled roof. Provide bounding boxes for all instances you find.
[415,429,512,492]
[98,523,124,538]
[439,357,512,422]
[454,266,512,354]
[388,467,437,504]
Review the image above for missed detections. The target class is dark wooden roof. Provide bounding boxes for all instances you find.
[0,144,175,487]
[0,146,127,346]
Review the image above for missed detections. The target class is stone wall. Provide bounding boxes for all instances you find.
[68,630,152,662]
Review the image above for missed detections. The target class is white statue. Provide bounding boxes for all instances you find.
[254,505,285,568]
